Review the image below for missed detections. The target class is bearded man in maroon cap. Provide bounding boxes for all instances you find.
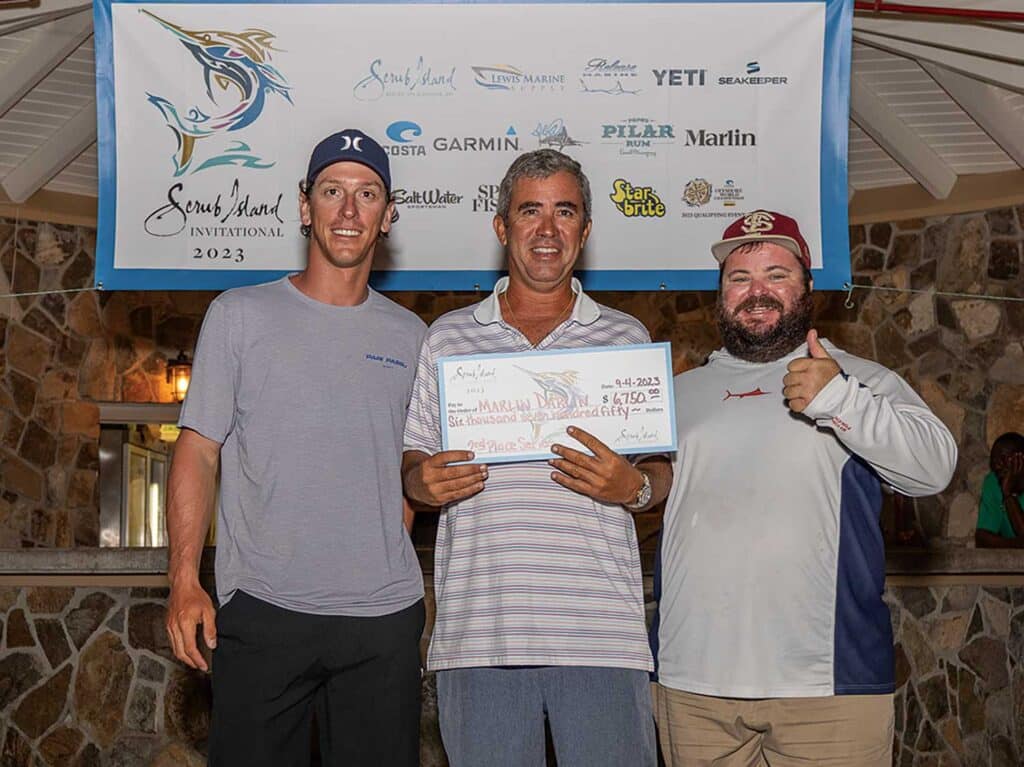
[651,210,957,766]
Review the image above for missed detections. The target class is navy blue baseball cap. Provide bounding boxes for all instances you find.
[305,129,391,194]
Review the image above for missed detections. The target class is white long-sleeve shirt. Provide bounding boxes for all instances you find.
[655,340,956,698]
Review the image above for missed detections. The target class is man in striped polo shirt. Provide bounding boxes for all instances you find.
[403,149,672,766]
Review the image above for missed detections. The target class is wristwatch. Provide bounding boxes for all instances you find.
[624,471,652,510]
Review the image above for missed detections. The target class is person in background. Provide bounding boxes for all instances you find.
[975,431,1024,548]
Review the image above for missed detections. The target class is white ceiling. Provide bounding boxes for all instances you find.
[1,1,1023,207]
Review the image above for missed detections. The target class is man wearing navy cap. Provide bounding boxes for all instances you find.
[166,129,426,766]
[652,210,957,766]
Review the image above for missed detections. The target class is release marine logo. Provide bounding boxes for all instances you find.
[142,10,294,176]
[579,57,640,95]
[609,179,666,218]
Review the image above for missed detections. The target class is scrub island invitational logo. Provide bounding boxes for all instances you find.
[142,10,294,177]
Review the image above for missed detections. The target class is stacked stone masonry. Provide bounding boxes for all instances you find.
[2,583,1022,765]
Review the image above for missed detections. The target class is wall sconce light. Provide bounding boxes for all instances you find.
[166,351,193,403]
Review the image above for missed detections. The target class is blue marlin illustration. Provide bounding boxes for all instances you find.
[142,10,293,175]
[517,366,585,412]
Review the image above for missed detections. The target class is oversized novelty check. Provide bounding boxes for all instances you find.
[438,343,677,463]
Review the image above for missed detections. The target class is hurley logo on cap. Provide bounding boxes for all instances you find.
[337,134,364,153]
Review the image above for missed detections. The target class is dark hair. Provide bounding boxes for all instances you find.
[991,431,1024,471]
[496,149,592,224]
[298,179,398,238]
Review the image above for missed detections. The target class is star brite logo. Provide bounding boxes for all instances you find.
[609,179,666,218]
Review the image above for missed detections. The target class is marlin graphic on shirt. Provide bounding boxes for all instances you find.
[722,387,771,401]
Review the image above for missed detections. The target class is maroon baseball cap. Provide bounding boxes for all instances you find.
[711,210,811,270]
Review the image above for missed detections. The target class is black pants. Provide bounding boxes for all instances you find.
[208,592,425,767]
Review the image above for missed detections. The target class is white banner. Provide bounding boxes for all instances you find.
[94,0,853,290]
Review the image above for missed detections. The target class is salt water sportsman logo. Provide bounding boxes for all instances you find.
[353,57,456,101]
[579,56,640,95]
[392,187,464,209]
[472,64,566,92]
[532,119,585,152]
[142,10,294,176]
[609,179,666,218]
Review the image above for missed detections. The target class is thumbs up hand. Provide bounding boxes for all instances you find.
[783,329,841,413]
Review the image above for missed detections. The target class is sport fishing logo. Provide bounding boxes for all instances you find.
[142,10,293,176]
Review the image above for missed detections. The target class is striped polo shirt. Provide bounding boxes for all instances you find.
[404,277,654,672]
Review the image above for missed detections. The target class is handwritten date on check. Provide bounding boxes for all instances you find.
[438,343,677,464]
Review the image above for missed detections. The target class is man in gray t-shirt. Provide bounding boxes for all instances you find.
[165,129,426,767]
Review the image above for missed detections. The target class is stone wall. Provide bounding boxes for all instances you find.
[888,584,1024,766]
[2,209,1022,548]
[3,582,1021,766]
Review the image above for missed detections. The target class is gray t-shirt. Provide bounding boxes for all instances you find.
[179,276,426,616]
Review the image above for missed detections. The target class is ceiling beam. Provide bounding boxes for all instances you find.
[0,186,97,227]
[0,10,93,119]
[0,98,96,203]
[0,0,91,36]
[921,62,1024,168]
[853,29,1024,94]
[849,72,957,199]
[849,168,1024,224]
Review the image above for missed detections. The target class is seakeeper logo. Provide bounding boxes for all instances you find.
[609,179,666,218]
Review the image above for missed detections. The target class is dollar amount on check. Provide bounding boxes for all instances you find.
[438,342,677,463]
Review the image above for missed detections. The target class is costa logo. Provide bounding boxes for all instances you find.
[386,121,422,143]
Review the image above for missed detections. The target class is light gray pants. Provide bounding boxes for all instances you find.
[438,666,657,767]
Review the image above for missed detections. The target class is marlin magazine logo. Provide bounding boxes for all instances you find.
[142,10,293,177]
[141,11,290,241]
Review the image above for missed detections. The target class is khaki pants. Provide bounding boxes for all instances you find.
[653,684,894,767]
